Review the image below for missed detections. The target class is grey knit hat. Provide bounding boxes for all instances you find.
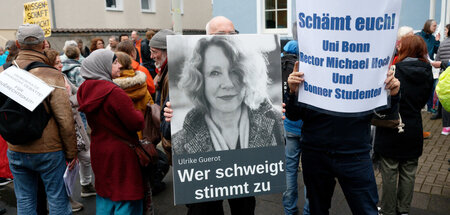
[149,29,175,50]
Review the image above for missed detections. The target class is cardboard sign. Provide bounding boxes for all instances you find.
[296,0,402,114]
[0,66,54,111]
[167,34,286,205]
[23,0,51,37]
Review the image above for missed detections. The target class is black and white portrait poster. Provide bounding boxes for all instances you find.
[167,34,286,205]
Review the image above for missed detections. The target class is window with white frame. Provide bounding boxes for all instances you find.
[106,0,123,11]
[141,0,156,13]
[171,0,184,14]
[263,0,290,34]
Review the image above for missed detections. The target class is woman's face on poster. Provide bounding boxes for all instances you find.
[202,45,244,113]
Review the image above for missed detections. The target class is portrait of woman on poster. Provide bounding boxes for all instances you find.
[172,36,283,155]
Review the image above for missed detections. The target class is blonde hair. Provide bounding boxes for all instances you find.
[178,36,271,112]
[397,26,414,40]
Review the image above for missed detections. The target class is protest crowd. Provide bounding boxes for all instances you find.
[0,11,449,215]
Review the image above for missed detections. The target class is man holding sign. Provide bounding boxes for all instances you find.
[286,63,399,214]
[0,24,76,214]
[285,1,402,214]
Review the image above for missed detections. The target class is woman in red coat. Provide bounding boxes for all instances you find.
[77,49,145,214]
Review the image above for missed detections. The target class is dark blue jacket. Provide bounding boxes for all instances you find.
[285,93,399,154]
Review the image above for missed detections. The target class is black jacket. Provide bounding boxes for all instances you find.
[141,39,156,77]
[374,59,434,159]
[285,88,399,155]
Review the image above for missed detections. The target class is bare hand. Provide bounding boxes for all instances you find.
[436,33,441,41]
[431,61,441,68]
[385,69,400,96]
[67,157,78,170]
[288,61,304,94]
[282,103,286,120]
[163,102,173,122]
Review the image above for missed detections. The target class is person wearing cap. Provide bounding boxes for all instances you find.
[0,24,77,215]
[150,29,176,165]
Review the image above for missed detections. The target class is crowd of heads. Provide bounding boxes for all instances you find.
[1,14,447,215]
[2,28,159,67]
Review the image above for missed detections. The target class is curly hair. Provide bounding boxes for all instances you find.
[178,36,270,113]
[90,37,104,52]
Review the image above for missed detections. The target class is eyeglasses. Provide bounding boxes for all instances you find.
[211,30,239,35]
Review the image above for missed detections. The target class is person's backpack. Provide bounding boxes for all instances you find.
[281,53,298,95]
[0,61,55,145]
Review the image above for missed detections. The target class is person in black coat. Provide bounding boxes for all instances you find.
[374,35,434,215]
[141,30,157,78]
[286,52,401,214]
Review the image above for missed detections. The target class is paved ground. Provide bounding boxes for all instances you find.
[0,112,449,214]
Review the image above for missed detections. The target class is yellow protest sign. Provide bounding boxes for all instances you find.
[23,0,51,37]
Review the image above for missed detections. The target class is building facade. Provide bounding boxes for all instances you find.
[0,0,212,50]
[213,0,450,40]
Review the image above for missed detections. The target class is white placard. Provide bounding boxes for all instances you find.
[0,66,54,111]
[296,0,402,114]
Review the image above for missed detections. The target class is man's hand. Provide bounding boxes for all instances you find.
[67,157,78,171]
[163,102,173,122]
[288,61,304,94]
[385,69,400,96]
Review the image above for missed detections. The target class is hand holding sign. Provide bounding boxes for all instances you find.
[287,61,304,94]
[163,102,173,122]
[384,66,400,96]
[296,0,402,114]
